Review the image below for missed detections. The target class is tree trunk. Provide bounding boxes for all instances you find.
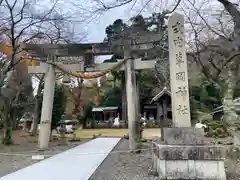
[82,119,87,129]
[222,69,239,134]
[29,96,40,136]
[135,79,141,143]
[49,130,53,142]
[2,119,13,145]
[2,100,13,145]
[29,78,43,136]
[121,72,128,126]
[11,110,19,130]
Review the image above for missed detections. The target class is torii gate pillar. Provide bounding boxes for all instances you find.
[125,48,139,150]
[38,54,56,149]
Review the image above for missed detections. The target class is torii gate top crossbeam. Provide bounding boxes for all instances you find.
[21,43,115,57]
[21,33,163,57]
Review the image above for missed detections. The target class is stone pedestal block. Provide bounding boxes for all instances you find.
[152,128,226,180]
[163,127,205,145]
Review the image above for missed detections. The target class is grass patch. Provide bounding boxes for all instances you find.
[70,128,161,138]
[75,129,128,138]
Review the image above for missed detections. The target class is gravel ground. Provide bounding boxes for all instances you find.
[90,137,240,180]
[89,139,157,180]
[0,131,90,177]
[0,142,88,177]
[1,130,240,180]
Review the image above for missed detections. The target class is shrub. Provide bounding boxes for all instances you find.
[146,120,155,128]
[202,119,228,138]
[206,127,214,137]
[214,128,226,138]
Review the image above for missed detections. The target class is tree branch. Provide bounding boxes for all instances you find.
[94,0,133,11]
[217,0,240,34]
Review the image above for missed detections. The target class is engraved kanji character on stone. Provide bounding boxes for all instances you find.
[176,72,185,81]
[172,21,183,34]
[176,52,184,67]
[175,86,188,98]
[176,105,188,114]
[173,37,184,47]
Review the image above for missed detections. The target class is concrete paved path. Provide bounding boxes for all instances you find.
[0,137,121,180]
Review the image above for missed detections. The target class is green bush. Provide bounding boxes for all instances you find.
[207,121,223,130]
[80,102,94,128]
[38,84,66,130]
[51,84,66,130]
[145,120,160,128]
[206,127,214,137]
[202,119,228,138]
[201,119,211,125]
[214,128,225,138]
[146,120,154,128]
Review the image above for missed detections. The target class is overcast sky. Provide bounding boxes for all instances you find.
[32,0,236,92]
[70,0,174,42]
[76,0,175,63]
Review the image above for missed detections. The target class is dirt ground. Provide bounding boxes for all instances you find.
[0,130,90,177]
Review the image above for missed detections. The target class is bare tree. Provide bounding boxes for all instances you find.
[28,74,44,136]
[179,0,240,133]
[90,0,240,131]
[0,0,85,144]
[64,78,85,119]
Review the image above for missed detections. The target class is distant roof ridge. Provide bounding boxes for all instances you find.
[150,87,171,103]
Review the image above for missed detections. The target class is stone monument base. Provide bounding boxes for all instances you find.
[152,128,226,180]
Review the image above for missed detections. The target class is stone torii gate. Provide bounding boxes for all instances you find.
[22,32,162,150]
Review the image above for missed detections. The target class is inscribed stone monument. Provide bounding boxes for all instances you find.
[168,13,191,127]
[151,12,226,180]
